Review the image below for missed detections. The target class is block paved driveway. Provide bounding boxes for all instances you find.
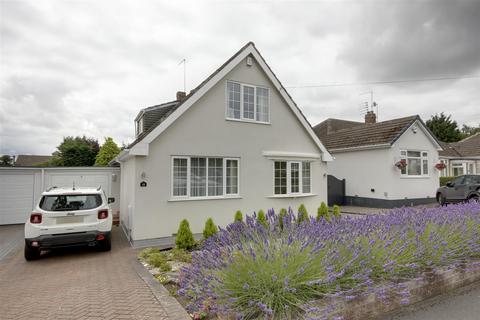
[0,225,170,320]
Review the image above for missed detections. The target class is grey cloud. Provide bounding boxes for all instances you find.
[340,0,480,80]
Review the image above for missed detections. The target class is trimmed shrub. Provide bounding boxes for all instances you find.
[332,205,341,218]
[297,204,309,224]
[278,208,288,230]
[317,202,330,222]
[234,210,243,223]
[203,218,218,239]
[176,219,196,250]
[440,176,455,186]
[256,210,268,228]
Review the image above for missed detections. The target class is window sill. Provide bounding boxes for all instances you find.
[225,117,270,125]
[168,195,242,202]
[266,193,317,199]
[399,176,431,179]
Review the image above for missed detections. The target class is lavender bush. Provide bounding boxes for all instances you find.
[179,203,480,319]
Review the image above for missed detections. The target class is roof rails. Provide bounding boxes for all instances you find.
[46,186,57,192]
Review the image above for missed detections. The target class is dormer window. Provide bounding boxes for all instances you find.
[226,81,269,123]
[136,116,144,136]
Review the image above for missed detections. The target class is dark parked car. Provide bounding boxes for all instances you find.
[436,175,480,205]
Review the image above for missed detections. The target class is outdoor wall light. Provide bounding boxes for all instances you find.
[111,174,117,182]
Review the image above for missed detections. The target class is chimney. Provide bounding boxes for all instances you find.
[365,111,376,124]
[176,91,186,102]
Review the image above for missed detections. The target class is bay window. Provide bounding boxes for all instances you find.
[172,156,239,199]
[226,81,269,123]
[274,161,312,195]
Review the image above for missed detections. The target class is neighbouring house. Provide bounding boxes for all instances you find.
[438,133,480,176]
[116,42,332,243]
[314,112,443,208]
[14,155,52,166]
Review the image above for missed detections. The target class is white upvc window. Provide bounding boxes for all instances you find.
[171,156,239,199]
[274,161,312,195]
[226,81,270,123]
[135,116,144,136]
[400,150,429,176]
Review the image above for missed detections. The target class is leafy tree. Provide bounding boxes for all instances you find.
[175,219,195,250]
[0,155,14,167]
[317,202,330,222]
[297,204,309,224]
[234,210,243,223]
[278,208,288,230]
[50,136,99,166]
[461,124,480,139]
[256,210,268,228]
[94,137,120,166]
[426,113,462,142]
[203,218,218,239]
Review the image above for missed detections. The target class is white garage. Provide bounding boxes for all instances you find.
[0,167,121,225]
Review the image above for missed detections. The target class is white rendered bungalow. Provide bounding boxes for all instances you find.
[117,42,332,244]
[314,112,443,208]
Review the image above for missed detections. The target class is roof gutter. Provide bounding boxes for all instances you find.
[328,143,391,153]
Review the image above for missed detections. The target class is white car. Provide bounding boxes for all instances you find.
[24,186,113,260]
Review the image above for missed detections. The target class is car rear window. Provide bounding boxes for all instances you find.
[40,194,102,211]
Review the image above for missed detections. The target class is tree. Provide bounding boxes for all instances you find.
[50,136,99,166]
[0,155,14,167]
[94,137,120,166]
[203,218,218,239]
[175,219,195,250]
[297,204,309,224]
[317,202,330,222]
[256,210,268,228]
[234,210,243,223]
[426,113,463,142]
[461,124,480,139]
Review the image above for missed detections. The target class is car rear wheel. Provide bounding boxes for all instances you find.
[24,243,41,261]
[97,233,111,252]
[437,193,446,206]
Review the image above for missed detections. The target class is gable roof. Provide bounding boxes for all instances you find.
[439,132,480,158]
[120,42,332,161]
[14,155,52,166]
[313,118,364,138]
[314,115,442,153]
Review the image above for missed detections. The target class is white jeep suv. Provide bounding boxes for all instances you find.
[24,186,113,260]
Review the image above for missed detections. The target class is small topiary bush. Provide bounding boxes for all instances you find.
[278,208,288,230]
[176,219,196,250]
[203,217,218,239]
[317,201,330,222]
[297,204,309,224]
[234,210,243,223]
[332,205,341,218]
[256,210,268,228]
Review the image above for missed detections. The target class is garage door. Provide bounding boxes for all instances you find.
[0,174,35,224]
[48,174,110,194]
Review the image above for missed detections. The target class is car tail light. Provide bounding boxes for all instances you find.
[30,213,42,224]
[96,233,105,241]
[98,209,108,220]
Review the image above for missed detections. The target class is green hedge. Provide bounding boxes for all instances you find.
[440,176,455,186]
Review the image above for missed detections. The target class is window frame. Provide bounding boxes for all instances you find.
[400,150,429,177]
[171,156,240,200]
[272,160,312,196]
[225,80,270,124]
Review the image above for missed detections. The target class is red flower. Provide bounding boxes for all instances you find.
[435,163,446,170]
[395,159,407,169]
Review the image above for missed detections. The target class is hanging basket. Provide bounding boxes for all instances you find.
[395,159,407,170]
[435,162,446,170]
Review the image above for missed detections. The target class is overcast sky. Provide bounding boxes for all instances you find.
[1,0,479,155]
